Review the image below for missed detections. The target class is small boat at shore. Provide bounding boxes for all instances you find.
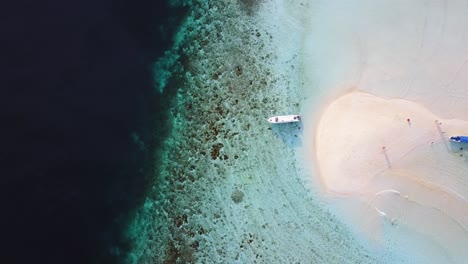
[268,115,301,124]
[450,136,468,143]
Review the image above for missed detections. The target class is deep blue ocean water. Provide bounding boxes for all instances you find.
[1,1,187,263]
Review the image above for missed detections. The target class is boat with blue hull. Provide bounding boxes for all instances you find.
[450,136,468,143]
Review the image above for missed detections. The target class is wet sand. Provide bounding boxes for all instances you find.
[311,91,468,262]
[300,0,468,262]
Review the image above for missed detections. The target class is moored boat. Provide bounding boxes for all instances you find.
[450,136,468,143]
[268,115,301,124]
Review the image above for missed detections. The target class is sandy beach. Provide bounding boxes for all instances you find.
[312,91,468,262]
[302,0,468,262]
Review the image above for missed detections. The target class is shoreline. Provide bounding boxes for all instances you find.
[128,1,382,263]
[128,0,468,263]
[298,2,468,261]
[310,90,468,262]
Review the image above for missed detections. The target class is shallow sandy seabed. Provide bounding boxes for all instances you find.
[128,1,385,263]
[129,0,468,263]
[302,0,468,263]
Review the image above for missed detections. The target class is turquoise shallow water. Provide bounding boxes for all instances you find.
[127,1,376,263]
[125,1,423,263]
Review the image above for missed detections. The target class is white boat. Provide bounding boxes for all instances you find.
[268,115,301,124]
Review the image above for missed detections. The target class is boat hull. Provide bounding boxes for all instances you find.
[450,136,468,143]
[268,115,301,124]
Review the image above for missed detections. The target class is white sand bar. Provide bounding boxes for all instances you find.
[314,92,468,262]
[301,0,468,262]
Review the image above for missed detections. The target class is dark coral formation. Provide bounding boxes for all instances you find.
[231,189,245,204]
[128,1,286,263]
[238,0,263,15]
[210,143,223,160]
[235,65,243,76]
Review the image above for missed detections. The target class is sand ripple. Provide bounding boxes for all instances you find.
[314,91,468,263]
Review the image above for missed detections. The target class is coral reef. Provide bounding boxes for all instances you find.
[126,1,380,263]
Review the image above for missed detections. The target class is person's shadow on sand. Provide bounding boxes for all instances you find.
[270,121,303,148]
[449,141,468,162]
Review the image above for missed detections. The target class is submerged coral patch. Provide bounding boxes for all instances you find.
[127,1,381,263]
[231,189,245,204]
[210,143,223,160]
